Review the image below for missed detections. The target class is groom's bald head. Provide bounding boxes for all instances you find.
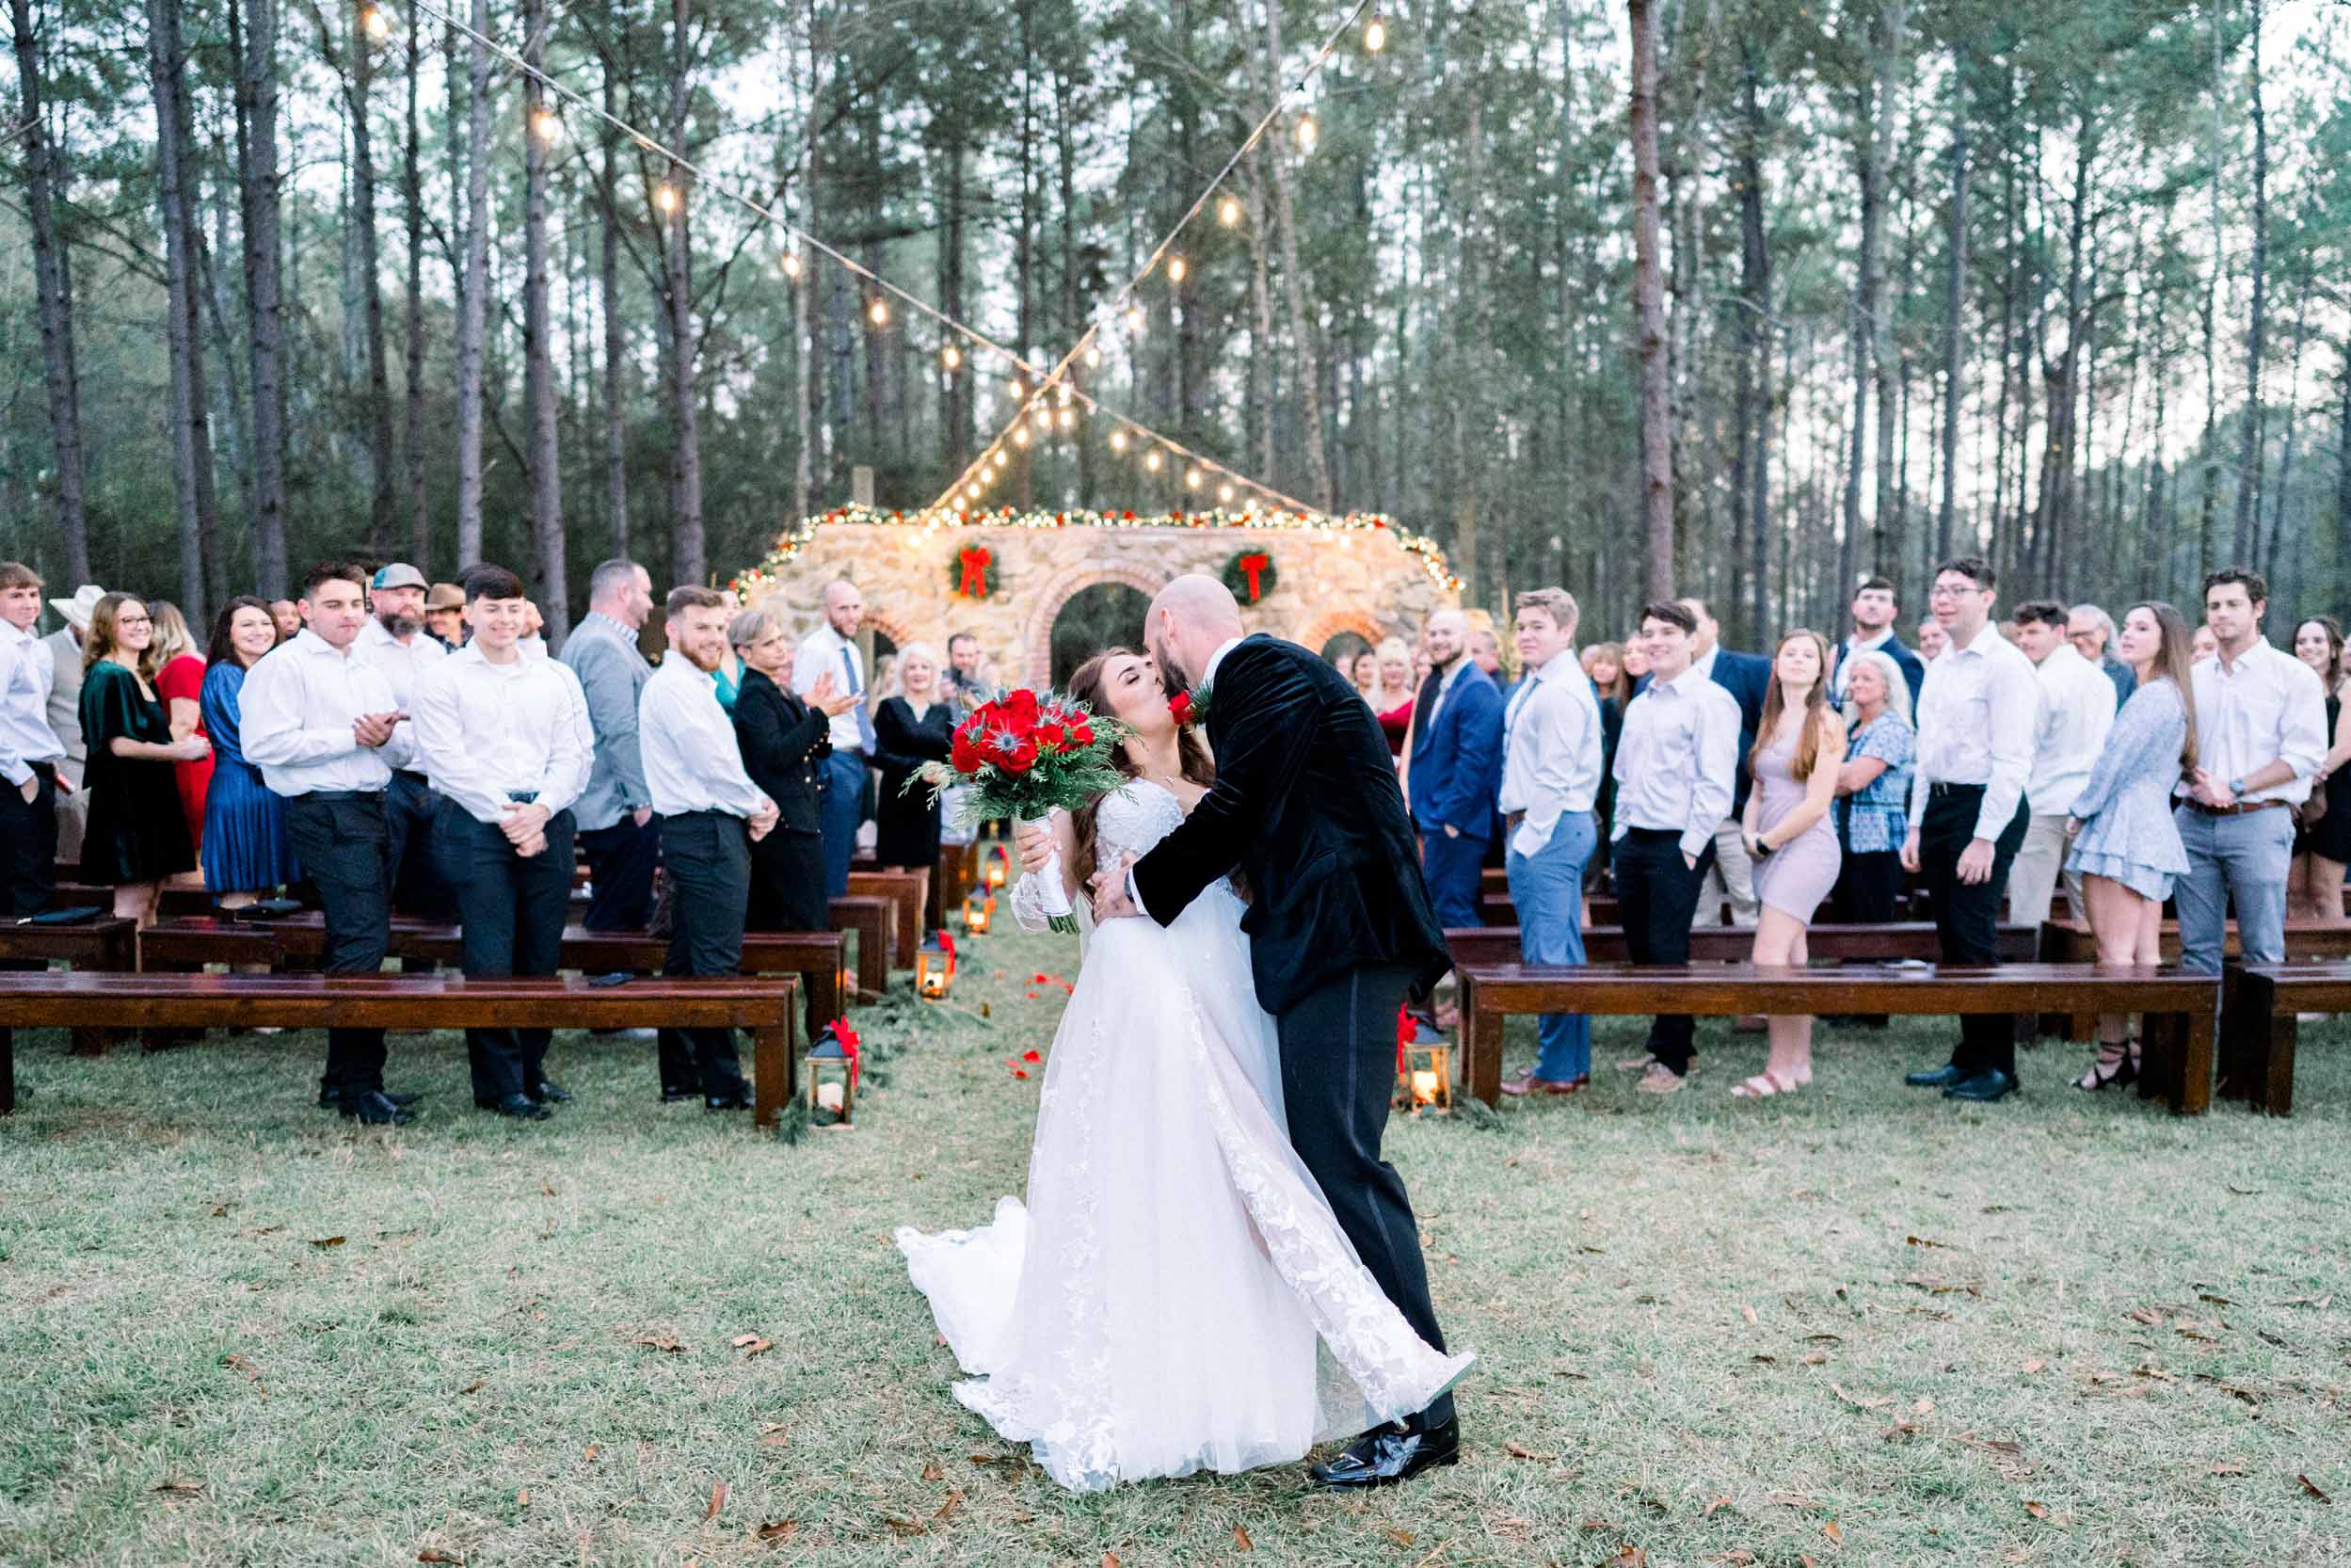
[1146,575,1245,693]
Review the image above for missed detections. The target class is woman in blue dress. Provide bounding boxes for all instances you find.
[200,597,300,905]
[2064,600,2198,1091]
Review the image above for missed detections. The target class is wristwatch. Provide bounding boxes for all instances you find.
[2229,776,2247,798]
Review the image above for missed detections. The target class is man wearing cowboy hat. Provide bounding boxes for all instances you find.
[40,583,103,867]
[424,583,466,650]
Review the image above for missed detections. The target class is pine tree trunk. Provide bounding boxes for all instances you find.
[149,0,219,624]
[664,0,704,584]
[792,5,820,520]
[2199,0,2224,557]
[600,70,630,552]
[2030,121,2094,587]
[2233,0,2267,557]
[233,0,289,595]
[518,0,565,636]
[452,0,489,568]
[1255,0,1333,511]
[332,1,395,550]
[1629,0,1673,598]
[402,21,428,568]
[1937,50,1968,561]
[1730,40,1772,643]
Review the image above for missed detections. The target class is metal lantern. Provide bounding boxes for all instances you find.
[964,892,992,936]
[806,1019,859,1127]
[1393,1009,1452,1114]
[984,845,1010,889]
[917,932,957,1000]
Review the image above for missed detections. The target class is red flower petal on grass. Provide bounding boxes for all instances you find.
[1021,1049,1041,1063]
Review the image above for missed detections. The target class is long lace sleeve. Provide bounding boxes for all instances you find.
[2069,680,2181,822]
[1010,871,1058,934]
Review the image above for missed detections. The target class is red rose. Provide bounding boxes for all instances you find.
[951,732,984,773]
[1034,722,1066,751]
[1070,722,1095,745]
[1169,692,1193,726]
[999,738,1039,774]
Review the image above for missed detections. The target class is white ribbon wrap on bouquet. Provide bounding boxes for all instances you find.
[1019,810,1077,928]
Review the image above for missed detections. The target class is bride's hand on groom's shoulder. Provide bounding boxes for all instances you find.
[1088,855,1142,920]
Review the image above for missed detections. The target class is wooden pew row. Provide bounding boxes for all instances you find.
[845,869,928,968]
[0,919,143,1062]
[0,972,798,1127]
[1447,921,2039,969]
[2228,964,2351,1117]
[135,915,850,1024]
[1455,963,2219,1113]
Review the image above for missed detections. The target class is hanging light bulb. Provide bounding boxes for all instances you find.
[1219,195,1242,227]
[1013,425,1031,448]
[360,6,390,40]
[1186,468,1203,489]
[1364,13,1387,52]
[1144,450,1163,472]
[1294,113,1319,155]
[965,486,981,504]
[1110,430,1128,454]
[1057,408,1076,430]
[1218,483,1236,503]
[868,298,889,327]
[1055,382,1072,407]
[1167,256,1188,284]
[531,109,561,143]
[1032,407,1052,432]
[1083,344,1102,369]
[654,182,680,214]
[1126,304,1146,336]
[940,344,961,371]
[780,251,802,280]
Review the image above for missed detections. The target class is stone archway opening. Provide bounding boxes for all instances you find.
[1048,582,1152,688]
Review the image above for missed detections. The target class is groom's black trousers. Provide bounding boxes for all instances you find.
[1276,962,1455,1431]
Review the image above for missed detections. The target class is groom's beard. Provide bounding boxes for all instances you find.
[1154,638,1195,693]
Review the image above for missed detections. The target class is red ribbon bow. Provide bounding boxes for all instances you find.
[1238,552,1271,601]
[957,547,992,597]
[830,1017,861,1090]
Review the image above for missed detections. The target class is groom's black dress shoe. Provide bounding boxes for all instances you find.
[1904,1064,1967,1089]
[1943,1068,2020,1103]
[1308,1418,1460,1489]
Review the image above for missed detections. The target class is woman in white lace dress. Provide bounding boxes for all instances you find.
[895,649,1472,1492]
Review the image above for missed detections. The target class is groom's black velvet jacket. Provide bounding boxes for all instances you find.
[1131,634,1451,1016]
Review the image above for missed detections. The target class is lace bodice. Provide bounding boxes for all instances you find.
[1011,782,1189,935]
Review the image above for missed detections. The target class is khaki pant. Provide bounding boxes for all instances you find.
[2005,811,2087,927]
[1693,816,1760,929]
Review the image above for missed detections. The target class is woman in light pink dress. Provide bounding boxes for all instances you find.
[1734,630,1847,1099]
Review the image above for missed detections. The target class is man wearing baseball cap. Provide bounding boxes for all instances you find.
[355,562,454,919]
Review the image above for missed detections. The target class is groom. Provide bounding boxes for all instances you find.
[1063,574,1462,1487]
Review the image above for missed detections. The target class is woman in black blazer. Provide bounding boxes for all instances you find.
[872,643,958,871]
[729,610,853,931]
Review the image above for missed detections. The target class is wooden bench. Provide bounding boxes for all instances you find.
[846,869,928,967]
[829,895,892,997]
[1447,921,2039,969]
[136,916,849,1024]
[2223,963,2351,1116]
[1454,963,2220,1114]
[0,918,139,973]
[0,971,799,1127]
[2037,920,2351,1042]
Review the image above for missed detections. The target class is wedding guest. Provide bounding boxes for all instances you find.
[874,642,956,872]
[2173,568,2327,983]
[732,608,849,935]
[1370,637,1416,758]
[78,594,205,923]
[1900,556,2038,1103]
[2192,624,2219,663]
[793,578,873,897]
[1467,622,1506,682]
[147,600,211,860]
[1350,648,1380,704]
[1830,649,1915,922]
[0,562,66,916]
[41,584,99,864]
[267,598,301,643]
[642,585,780,1108]
[2288,616,2351,923]
[241,562,419,1125]
[1610,600,1740,1095]
[2065,601,2197,1091]
[424,582,466,648]
[1406,609,1504,928]
[1830,575,1926,710]
[199,598,299,907]
[2069,603,2136,706]
[1733,631,1847,1098]
[517,600,549,658]
[1677,597,1773,930]
[562,558,660,931]
[412,566,594,1120]
[1620,641,1650,683]
[353,562,452,920]
[2005,600,2115,931]
[1582,641,1632,866]
[1495,589,1603,1097]
[1916,616,1949,662]
[945,632,995,710]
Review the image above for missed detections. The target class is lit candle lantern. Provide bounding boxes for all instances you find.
[985,848,1009,889]
[917,932,957,1000]
[964,895,992,936]
[1392,1009,1453,1114]
[805,1019,859,1127]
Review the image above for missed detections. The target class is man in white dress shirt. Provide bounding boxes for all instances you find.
[1610,600,1741,1095]
[240,562,420,1126]
[0,562,67,917]
[792,578,873,897]
[411,566,595,1120]
[353,561,453,920]
[1898,555,2039,1103]
[2173,568,2328,979]
[1495,588,1605,1096]
[2005,600,2115,932]
[642,585,780,1108]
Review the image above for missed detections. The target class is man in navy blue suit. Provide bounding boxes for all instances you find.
[1830,576,1927,712]
[1408,609,1505,929]
[1675,598,1771,928]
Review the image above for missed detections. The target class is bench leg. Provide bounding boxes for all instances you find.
[753,1019,792,1131]
[2174,1006,2215,1116]
[803,963,840,1025]
[2138,1012,2180,1106]
[1462,975,1504,1106]
[2226,973,2295,1116]
[857,932,887,999]
[2,1026,13,1113]
[2254,1014,2296,1117]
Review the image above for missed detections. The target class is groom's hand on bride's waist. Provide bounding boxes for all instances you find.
[1088,855,1143,921]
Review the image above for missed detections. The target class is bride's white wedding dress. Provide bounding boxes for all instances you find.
[895,780,1473,1492]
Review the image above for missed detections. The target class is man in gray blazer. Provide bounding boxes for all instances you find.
[43,584,102,865]
[561,559,660,930]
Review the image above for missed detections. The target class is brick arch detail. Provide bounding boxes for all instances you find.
[1021,559,1181,688]
[1297,608,1387,659]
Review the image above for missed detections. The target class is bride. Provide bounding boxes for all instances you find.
[895,648,1472,1492]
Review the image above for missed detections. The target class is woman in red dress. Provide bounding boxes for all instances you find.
[1368,637,1418,759]
[147,600,214,862]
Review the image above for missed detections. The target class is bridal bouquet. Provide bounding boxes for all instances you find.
[906,688,1128,934]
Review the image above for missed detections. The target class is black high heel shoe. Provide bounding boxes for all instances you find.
[2074,1039,2138,1092]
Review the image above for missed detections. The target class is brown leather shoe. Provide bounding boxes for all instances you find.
[1500,1075,1581,1097]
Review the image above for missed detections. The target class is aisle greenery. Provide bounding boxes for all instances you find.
[3,931,2347,1567]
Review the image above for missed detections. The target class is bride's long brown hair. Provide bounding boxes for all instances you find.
[1064,648,1216,890]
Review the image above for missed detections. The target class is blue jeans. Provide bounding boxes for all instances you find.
[1507,811,1596,1081]
[1421,826,1488,929]
[2172,804,2295,974]
[817,750,867,898]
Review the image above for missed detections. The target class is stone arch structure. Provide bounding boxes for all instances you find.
[741,518,1457,691]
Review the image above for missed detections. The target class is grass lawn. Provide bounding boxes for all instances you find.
[4,929,2348,1568]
